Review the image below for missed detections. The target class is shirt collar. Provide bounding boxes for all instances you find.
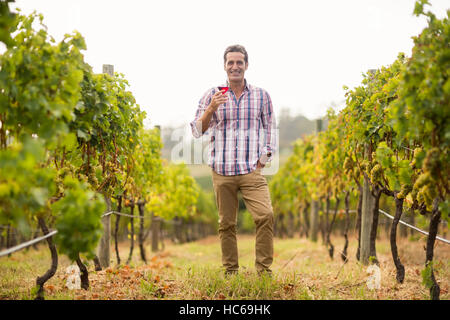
[225,79,250,92]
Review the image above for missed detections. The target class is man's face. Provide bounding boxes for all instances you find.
[224,52,248,83]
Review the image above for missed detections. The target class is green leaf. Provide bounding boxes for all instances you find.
[61,132,77,150]
[398,160,412,185]
[77,129,89,140]
[31,188,48,206]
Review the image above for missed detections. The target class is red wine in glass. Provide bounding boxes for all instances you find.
[218,86,229,94]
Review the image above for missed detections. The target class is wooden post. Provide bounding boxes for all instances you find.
[151,125,162,252]
[103,64,114,76]
[309,119,323,242]
[360,69,377,265]
[151,213,160,252]
[98,194,111,268]
[97,64,114,268]
[360,158,374,265]
[316,118,323,133]
[309,200,319,242]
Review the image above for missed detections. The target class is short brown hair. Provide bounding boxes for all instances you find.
[223,45,248,64]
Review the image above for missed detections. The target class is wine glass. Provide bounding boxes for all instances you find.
[218,86,229,94]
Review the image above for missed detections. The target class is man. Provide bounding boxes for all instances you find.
[190,45,277,275]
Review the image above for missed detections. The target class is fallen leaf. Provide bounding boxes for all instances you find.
[46,285,55,291]
[283,283,295,292]
[155,288,165,298]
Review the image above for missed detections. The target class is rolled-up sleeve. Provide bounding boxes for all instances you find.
[190,89,217,138]
[259,91,277,164]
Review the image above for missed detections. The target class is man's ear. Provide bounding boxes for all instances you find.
[245,62,249,71]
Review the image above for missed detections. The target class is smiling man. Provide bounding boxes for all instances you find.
[190,45,277,276]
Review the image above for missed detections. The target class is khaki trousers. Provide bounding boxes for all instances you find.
[212,168,274,273]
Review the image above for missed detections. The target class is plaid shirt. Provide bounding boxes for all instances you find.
[190,80,277,176]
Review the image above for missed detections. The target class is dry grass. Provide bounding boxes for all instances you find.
[0,234,448,300]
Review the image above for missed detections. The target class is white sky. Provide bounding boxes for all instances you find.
[9,0,450,129]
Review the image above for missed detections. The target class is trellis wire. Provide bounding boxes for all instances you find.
[378,209,449,245]
[0,230,57,257]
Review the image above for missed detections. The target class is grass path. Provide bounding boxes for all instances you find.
[0,234,448,300]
